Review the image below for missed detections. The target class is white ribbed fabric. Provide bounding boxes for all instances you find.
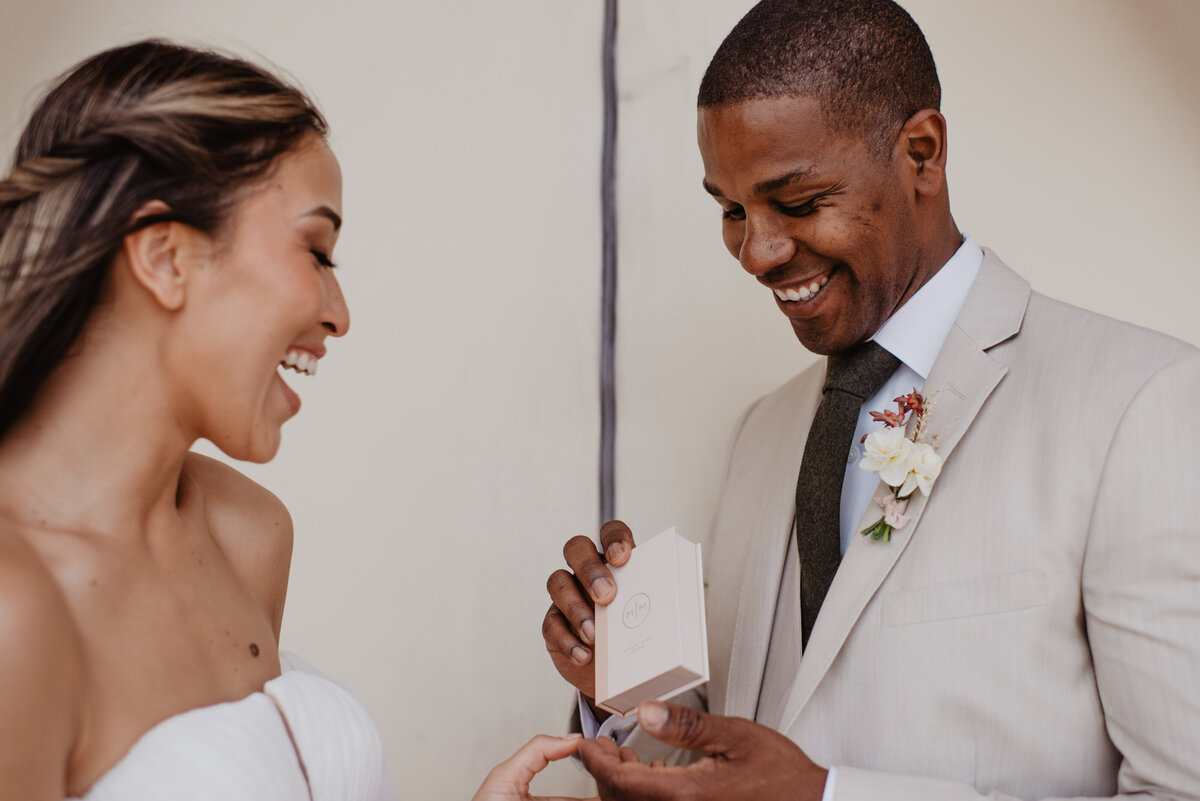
[72,652,398,801]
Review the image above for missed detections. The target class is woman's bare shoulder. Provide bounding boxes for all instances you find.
[182,452,294,637]
[0,532,82,799]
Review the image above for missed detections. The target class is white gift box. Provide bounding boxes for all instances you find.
[595,527,709,716]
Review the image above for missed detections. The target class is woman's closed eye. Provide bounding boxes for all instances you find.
[310,249,337,269]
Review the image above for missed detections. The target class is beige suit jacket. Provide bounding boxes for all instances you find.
[633,251,1200,800]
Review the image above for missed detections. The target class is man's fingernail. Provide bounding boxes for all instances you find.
[591,577,615,599]
[638,701,668,731]
[581,618,596,643]
[607,542,627,561]
[571,646,591,665]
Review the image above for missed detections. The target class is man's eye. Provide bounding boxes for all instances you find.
[310,249,337,269]
[779,201,817,217]
[721,205,745,221]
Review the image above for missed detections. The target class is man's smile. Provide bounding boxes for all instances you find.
[769,272,830,303]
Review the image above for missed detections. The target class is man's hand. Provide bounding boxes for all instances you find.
[542,520,636,699]
[577,701,828,801]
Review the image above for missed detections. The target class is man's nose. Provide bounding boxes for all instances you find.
[739,214,796,277]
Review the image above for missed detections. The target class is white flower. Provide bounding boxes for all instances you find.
[859,427,916,488]
[898,441,942,497]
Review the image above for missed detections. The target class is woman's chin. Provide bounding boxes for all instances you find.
[246,433,284,464]
[210,427,284,464]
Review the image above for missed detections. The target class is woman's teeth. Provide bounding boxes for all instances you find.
[280,349,318,377]
[774,274,830,303]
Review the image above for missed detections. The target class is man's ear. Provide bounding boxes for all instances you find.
[897,108,948,198]
[120,200,197,312]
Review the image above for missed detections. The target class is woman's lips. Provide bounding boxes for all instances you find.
[275,369,302,414]
[274,347,321,416]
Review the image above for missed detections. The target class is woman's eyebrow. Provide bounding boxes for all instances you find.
[302,206,342,231]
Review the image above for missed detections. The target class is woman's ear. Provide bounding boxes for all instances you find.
[120,200,199,311]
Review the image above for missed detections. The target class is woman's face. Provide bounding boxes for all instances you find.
[179,134,349,462]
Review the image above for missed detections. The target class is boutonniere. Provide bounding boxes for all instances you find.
[858,390,942,542]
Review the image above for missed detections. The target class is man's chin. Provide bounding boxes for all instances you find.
[790,321,851,356]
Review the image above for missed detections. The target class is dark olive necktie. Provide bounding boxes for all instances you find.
[797,340,901,649]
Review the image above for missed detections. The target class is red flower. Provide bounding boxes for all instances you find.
[870,409,906,428]
[893,390,925,416]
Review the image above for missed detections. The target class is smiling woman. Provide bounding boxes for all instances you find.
[170,133,349,463]
[0,40,587,801]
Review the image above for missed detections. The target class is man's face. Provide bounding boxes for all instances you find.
[698,95,924,355]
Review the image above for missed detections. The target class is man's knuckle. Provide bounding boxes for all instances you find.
[675,709,706,743]
[546,569,574,596]
[567,597,594,623]
[563,534,596,560]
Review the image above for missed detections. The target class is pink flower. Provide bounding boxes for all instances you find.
[876,495,911,529]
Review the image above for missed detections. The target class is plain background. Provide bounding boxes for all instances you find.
[1,1,1197,797]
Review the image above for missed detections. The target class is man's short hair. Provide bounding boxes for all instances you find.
[698,0,940,157]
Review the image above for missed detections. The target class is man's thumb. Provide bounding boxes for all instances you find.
[636,700,730,754]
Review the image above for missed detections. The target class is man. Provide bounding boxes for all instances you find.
[541,1,1200,799]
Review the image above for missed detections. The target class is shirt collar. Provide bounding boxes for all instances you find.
[871,234,983,380]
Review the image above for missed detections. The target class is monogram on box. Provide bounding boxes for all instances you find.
[595,527,709,716]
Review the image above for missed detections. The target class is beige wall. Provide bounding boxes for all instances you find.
[0,2,1196,798]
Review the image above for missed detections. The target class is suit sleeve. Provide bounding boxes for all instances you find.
[833,354,1200,801]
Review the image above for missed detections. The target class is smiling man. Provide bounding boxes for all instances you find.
[540,1,1200,800]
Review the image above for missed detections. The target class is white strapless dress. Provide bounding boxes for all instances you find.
[71,652,399,801]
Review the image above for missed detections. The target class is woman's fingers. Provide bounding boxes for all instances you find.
[472,734,586,801]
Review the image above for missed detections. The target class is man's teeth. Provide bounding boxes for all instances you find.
[774,275,830,302]
[280,349,318,377]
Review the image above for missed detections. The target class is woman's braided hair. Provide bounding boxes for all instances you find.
[0,39,327,440]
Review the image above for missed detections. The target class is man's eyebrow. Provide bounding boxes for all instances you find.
[753,167,818,196]
[303,206,342,232]
[701,167,820,200]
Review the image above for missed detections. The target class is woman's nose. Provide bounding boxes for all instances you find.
[322,273,350,336]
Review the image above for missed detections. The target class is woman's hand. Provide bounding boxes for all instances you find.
[471,733,598,801]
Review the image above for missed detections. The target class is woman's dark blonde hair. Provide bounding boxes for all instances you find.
[0,39,327,440]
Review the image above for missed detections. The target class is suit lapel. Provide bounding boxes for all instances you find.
[721,371,823,720]
[776,250,1029,734]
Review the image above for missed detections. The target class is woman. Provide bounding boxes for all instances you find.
[0,40,587,801]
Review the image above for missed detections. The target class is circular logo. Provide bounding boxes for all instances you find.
[622,593,651,629]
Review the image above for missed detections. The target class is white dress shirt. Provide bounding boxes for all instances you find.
[582,236,985,801]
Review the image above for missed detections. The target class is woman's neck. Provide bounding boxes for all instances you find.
[0,322,196,540]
